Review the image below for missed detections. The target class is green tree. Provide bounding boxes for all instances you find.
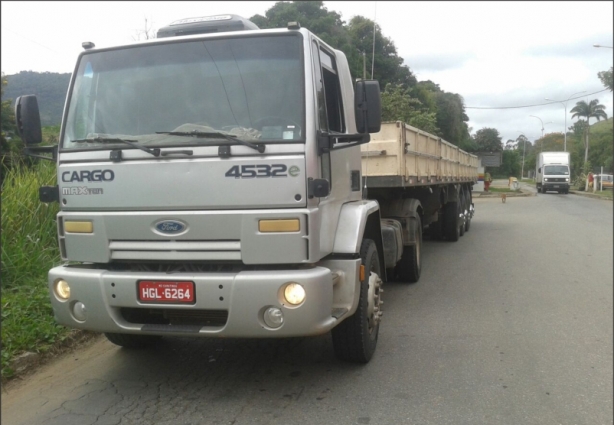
[598,67,613,92]
[380,84,438,134]
[568,121,589,180]
[411,80,439,114]
[1,72,16,153]
[474,128,503,152]
[1,73,24,183]
[346,16,416,89]
[3,71,71,126]
[493,150,521,178]
[515,135,533,177]
[251,1,346,44]
[435,92,470,145]
[533,132,564,153]
[250,1,417,89]
[458,135,478,153]
[570,99,608,163]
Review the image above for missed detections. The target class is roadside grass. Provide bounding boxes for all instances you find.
[486,187,520,193]
[1,161,69,379]
[578,189,613,200]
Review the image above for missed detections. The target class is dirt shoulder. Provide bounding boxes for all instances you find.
[2,330,102,388]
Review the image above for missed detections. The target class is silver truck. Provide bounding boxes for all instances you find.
[15,14,476,363]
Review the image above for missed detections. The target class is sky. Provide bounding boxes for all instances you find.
[2,1,613,146]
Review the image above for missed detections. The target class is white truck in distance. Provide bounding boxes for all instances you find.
[15,14,476,364]
[536,152,571,194]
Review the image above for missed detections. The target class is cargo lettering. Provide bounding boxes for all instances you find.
[62,169,115,182]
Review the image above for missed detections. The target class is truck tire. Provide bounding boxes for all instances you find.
[444,201,460,242]
[458,191,465,237]
[429,217,444,241]
[332,239,382,363]
[105,332,161,348]
[464,189,472,233]
[395,216,422,283]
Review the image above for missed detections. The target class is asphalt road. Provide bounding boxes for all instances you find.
[2,193,612,425]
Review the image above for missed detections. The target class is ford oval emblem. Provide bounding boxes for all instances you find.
[155,220,186,234]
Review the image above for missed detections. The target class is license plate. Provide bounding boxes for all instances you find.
[553,185,560,188]
[138,281,195,304]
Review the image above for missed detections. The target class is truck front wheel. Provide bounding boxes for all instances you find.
[332,239,383,363]
[105,332,161,348]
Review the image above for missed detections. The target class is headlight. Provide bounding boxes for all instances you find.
[544,178,549,182]
[283,282,306,305]
[565,178,569,182]
[54,279,71,300]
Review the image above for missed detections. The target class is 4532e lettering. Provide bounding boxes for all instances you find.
[225,164,294,178]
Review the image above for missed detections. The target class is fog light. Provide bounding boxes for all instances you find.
[283,282,306,305]
[54,279,71,300]
[72,302,87,321]
[263,307,284,328]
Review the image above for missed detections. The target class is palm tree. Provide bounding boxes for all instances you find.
[570,99,608,163]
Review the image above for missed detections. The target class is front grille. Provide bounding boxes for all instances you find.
[545,178,567,182]
[109,240,241,261]
[121,307,228,327]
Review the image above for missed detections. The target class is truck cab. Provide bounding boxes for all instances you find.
[15,15,385,363]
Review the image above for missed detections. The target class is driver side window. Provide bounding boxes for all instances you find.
[312,40,331,185]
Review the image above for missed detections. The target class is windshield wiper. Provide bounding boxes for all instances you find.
[72,137,160,157]
[156,130,265,153]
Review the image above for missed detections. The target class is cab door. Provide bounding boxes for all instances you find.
[310,38,355,254]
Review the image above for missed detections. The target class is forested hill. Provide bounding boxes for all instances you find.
[4,71,71,126]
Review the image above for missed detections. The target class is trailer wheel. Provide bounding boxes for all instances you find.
[395,216,422,283]
[444,201,460,242]
[458,190,465,237]
[464,188,472,233]
[429,217,444,240]
[332,239,382,363]
[105,333,161,348]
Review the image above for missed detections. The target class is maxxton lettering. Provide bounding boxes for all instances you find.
[62,187,104,195]
[62,170,115,182]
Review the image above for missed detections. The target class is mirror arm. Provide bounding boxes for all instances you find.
[317,132,370,155]
[23,145,58,162]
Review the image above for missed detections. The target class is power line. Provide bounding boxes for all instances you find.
[465,88,609,109]
[5,28,58,53]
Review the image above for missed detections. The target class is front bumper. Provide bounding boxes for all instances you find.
[48,265,340,338]
[543,182,569,191]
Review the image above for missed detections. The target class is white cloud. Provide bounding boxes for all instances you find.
[1,0,612,144]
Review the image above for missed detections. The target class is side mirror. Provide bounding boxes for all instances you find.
[15,95,42,145]
[355,80,381,134]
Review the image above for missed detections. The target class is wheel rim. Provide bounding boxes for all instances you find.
[366,270,383,335]
[416,234,421,267]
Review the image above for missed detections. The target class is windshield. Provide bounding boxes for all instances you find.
[62,34,304,150]
[544,165,569,175]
